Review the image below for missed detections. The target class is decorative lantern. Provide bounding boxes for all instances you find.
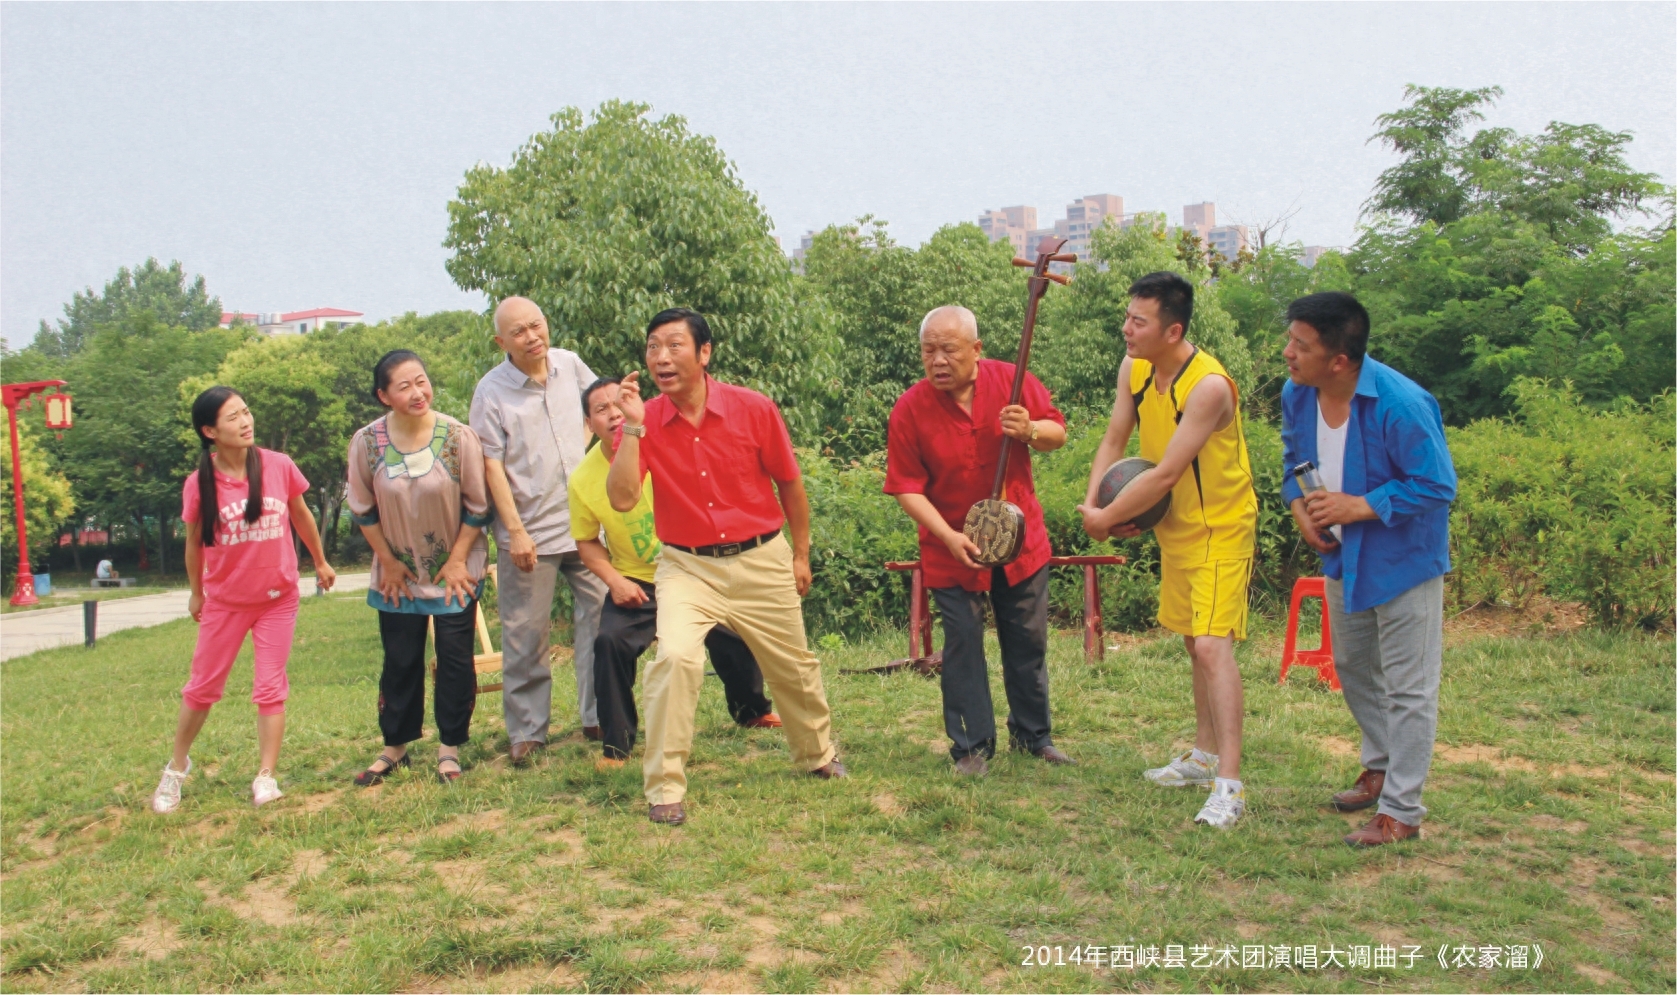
[43,392,72,436]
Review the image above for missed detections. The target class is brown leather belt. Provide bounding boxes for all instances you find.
[665,531,780,558]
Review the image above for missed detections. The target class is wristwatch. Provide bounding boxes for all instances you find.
[622,424,645,438]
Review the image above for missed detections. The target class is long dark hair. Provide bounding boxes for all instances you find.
[191,386,263,546]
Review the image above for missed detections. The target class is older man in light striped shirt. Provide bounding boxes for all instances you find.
[469,296,608,765]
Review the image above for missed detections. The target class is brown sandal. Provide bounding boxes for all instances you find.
[353,753,409,787]
[436,756,463,784]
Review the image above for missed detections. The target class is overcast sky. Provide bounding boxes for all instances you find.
[3,2,1672,348]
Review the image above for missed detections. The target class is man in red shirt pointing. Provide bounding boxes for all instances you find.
[884,305,1075,776]
[608,307,844,825]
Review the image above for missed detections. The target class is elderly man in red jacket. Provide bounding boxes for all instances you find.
[884,305,1075,777]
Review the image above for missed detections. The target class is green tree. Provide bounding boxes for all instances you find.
[798,219,1023,459]
[60,314,248,575]
[444,101,821,431]
[32,258,221,359]
[1,419,75,575]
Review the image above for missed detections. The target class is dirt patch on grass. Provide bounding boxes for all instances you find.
[1573,962,1623,986]
[1529,814,1589,834]
[198,875,302,927]
[1444,596,1590,643]
[114,914,183,961]
[1317,735,1360,758]
[872,793,904,817]
[293,789,343,814]
[1433,743,1613,780]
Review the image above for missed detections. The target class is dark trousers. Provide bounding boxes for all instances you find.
[930,564,1053,760]
[377,603,478,748]
[594,579,774,759]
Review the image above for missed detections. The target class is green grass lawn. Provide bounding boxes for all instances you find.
[2,594,1671,993]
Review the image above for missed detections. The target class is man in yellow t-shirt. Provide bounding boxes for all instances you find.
[1077,271,1258,830]
[569,377,779,767]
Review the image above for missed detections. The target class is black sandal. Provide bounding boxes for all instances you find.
[354,753,409,787]
[436,756,463,784]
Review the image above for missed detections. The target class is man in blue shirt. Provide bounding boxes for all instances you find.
[1280,292,1457,848]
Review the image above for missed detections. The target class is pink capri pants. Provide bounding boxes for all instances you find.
[180,593,299,714]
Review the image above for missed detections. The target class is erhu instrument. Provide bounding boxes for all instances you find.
[961,235,1074,566]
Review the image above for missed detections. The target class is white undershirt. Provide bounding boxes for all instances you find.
[1316,399,1349,541]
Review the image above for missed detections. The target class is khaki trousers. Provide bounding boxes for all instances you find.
[643,534,835,805]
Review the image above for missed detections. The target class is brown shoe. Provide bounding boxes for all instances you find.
[1331,769,1385,812]
[594,756,626,772]
[1344,813,1421,848]
[582,726,602,742]
[508,741,543,767]
[809,758,848,779]
[1033,745,1077,765]
[953,754,989,777]
[648,802,686,825]
[741,712,782,729]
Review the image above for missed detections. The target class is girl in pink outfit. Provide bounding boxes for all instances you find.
[151,386,337,813]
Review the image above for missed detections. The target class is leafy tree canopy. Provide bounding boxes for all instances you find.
[445,100,821,429]
[32,258,221,359]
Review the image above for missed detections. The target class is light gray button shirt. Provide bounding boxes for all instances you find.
[469,348,597,555]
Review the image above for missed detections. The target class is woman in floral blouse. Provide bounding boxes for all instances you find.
[347,350,493,784]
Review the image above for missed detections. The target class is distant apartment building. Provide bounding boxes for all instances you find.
[1300,245,1342,268]
[1206,225,1250,261]
[221,308,365,336]
[1182,202,1216,237]
[978,206,1038,255]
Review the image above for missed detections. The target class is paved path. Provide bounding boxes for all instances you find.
[0,574,370,662]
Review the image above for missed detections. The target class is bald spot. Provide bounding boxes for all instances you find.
[919,305,978,342]
[493,296,543,334]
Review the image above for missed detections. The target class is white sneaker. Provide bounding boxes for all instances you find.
[1144,750,1217,787]
[1195,781,1246,829]
[152,758,192,814]
[252,770,284,807]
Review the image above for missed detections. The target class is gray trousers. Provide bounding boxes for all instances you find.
[1325,574,1444,825]
[930,564,1054,761]
[497,550,608,743]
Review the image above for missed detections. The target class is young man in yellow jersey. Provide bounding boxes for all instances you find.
[568,377,780,771]
[1077,271,1259,828]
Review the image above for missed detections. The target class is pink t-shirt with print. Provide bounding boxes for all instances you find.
[181,449,311,607]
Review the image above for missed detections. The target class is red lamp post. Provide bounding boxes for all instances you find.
[4,380,70,606]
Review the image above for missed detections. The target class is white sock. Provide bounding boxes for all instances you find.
[1190,747,1218,764]
[1214,777,1243,795]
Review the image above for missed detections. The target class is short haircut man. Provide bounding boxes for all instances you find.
[1078,270,1258,829]
[469,296,610,764]
[1280,290,1456,847]
[603,306,845,825]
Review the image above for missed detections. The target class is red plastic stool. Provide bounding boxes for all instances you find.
[1280,577,1339,689]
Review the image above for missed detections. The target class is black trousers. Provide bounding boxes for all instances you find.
[594,579,774,759]
[930,564,1053,760]
[377,603,478,748]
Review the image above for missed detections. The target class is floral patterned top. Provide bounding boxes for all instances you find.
[347,413,493,615]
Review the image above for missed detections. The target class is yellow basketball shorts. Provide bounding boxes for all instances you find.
[1158,558,1252,640]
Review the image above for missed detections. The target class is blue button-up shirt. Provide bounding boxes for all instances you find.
[1281,357,1457,614]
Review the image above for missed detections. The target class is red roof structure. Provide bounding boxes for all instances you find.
[280,308,363,321]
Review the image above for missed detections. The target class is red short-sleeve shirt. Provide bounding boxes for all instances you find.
[638,376,800,548]
[883,359,1064,592]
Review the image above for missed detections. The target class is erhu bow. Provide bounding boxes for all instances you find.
[961,235,1074,566]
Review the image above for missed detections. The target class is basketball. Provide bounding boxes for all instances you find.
[1095,457,1172,531]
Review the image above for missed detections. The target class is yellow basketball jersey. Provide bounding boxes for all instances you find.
[1129,348,1258,567]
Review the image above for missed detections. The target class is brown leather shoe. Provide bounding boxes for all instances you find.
[1344,813,1421,847]
[953,754,989,777]
[648,802,686,825]
[1033,745,1077,765]
[582,726,602,742]
[1331,769,1385,812]
[508,740,543,767]
[809,758,848,779]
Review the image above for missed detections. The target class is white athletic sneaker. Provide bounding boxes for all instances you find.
[252,770,284,807]
[152,758,192,814]
[1144,750,1218,787]
[1195,781,1246,829]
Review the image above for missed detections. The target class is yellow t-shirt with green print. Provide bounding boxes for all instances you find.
[568,443,661,584]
